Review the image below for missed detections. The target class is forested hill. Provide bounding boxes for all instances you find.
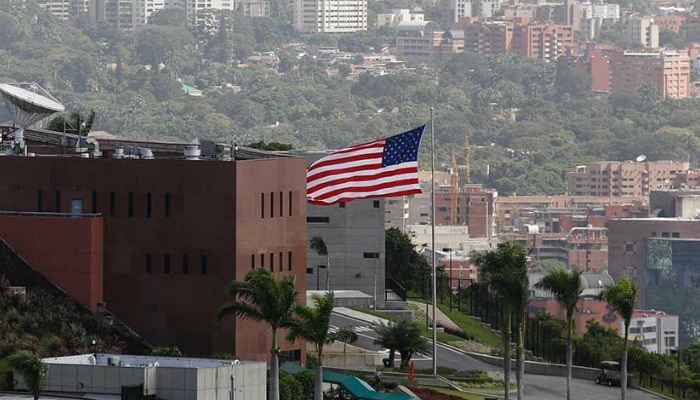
[1,0,700,195]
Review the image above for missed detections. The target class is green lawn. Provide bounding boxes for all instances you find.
[348,306,465,343]
[436,303,502,348]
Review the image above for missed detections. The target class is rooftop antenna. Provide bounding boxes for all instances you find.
[0,82,64,156]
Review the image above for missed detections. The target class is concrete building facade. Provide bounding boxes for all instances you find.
[18,354,266,400]
[299,152,386,308]
[626,310,679,354]
[394,20,464,63]
[566,160,690,197]
[464,21,573,62]
[623,16,659,48]
[376,8,424,27]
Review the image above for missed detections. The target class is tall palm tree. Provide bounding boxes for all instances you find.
[374,318,430,369]
[215,268,297,400]
[534,268,584,400]
[309,236,330,290]
[597,277,637,400]
[3,351,47,400]
[471,242,529,400]
[287,292,335,400]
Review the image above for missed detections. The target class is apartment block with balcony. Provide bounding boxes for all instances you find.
[294,0,368,33]
[623,16,659,48]
[465,21,572,62]
[394,20,464,63]
[464,21,514,55]
[610,49,690,99]
[567,160,690,197]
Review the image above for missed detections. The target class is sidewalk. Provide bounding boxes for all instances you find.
[407,301,461,332]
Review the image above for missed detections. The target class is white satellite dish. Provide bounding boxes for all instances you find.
[636,155,647,162]
[0,82,65,155]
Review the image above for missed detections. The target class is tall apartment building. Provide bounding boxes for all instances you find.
[623,16,659,48]
[442,0,473,24]
[576,1,619,40]
[36,0,71,19]
[89,0,166,29]
[465,22,573,62]
[567,160,690,197]
[294,0,368,33]
[610,49,690,99]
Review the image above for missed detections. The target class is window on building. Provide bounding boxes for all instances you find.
[261,193,265,218]
[146,254,152,274]
[92,191,97,214]
[662,232,670,238]
[55,190,61,212]
[306,267,314,274]
[128,192,134,218]
[624,242,635,254]
[672,232,680,238]
[339,203,345,208]
[307,216,330,223]
[251,254,255,269]
[200,255,208,275]
[36,189,43,212]
[288,191,293,216]
[270,192,274,218]
[364,252,380,259]
[288,251,292,271]
[109,192,116,217]
[260,253,265,269]
[269,253,274,272]
[146,193,152,218]
[164,193,171,218]
[279,252,283,272]
[164,254,170,274]
[183,254,189,274]
[665,337,676,347]
[279,191,283,217]
[373,200,380,208]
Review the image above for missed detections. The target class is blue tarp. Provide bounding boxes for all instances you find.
[281,362,418,400]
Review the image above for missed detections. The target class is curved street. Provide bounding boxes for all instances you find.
[331,311,663,400]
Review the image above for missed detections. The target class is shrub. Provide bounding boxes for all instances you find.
[293,370,315,398]
[280,374,304,400]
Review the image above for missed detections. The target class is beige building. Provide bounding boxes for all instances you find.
[294,0,368,33]
[623,16,659,48]
[567,160,689,197]
[377,8,424,27]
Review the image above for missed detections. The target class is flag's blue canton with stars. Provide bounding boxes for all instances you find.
[381,126,423,168]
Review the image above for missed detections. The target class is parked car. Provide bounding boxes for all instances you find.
[595,360,622,386]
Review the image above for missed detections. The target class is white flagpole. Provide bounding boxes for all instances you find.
[430,107,438,375]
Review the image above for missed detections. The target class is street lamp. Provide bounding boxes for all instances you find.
[443,248,453,311]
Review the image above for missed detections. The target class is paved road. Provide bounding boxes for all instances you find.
[331,311,662,400]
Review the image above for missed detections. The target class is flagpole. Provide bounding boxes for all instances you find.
[430,107,438,376]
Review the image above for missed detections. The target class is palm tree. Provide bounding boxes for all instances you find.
[471,242,529,400]
[534,268,584,400]
[3,351,47,400]
[374,318,430,369]
[330,326,358,354]
[309,236,330,290]
[215,268,297,400]
[287,292,335,400]
[597,277,637,400]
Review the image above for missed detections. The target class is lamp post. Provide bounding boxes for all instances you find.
[443,248,453,311]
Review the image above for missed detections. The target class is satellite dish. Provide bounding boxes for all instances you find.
[0,82,65,155]
[636,155,647,162]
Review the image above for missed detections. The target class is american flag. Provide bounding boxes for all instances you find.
[306,126,425,205]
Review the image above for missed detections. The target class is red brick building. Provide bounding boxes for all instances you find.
[0,129,308,362]
[434,185,497,237]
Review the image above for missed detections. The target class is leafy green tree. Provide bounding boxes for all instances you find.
[385,228,430,295]
[471,242,529,400]
[279,373,303,400]
[373,318,429,369]
[576,320,624,367]
[534,268,584,400]
[330,326,358,353]
[47,110,95,136]
[309,237,330,291]
[597,277,638,399]
[3,351,46,400]
[147,346,183,357]
[148,8,187,27]
[247,141,293,151]
[216,268,298,400]
[287,292,334,400]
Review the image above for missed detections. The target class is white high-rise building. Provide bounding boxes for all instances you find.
[294,0,368,33]
[36,0,88,19]
[89,0,167,29]
[624,16,659,48]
